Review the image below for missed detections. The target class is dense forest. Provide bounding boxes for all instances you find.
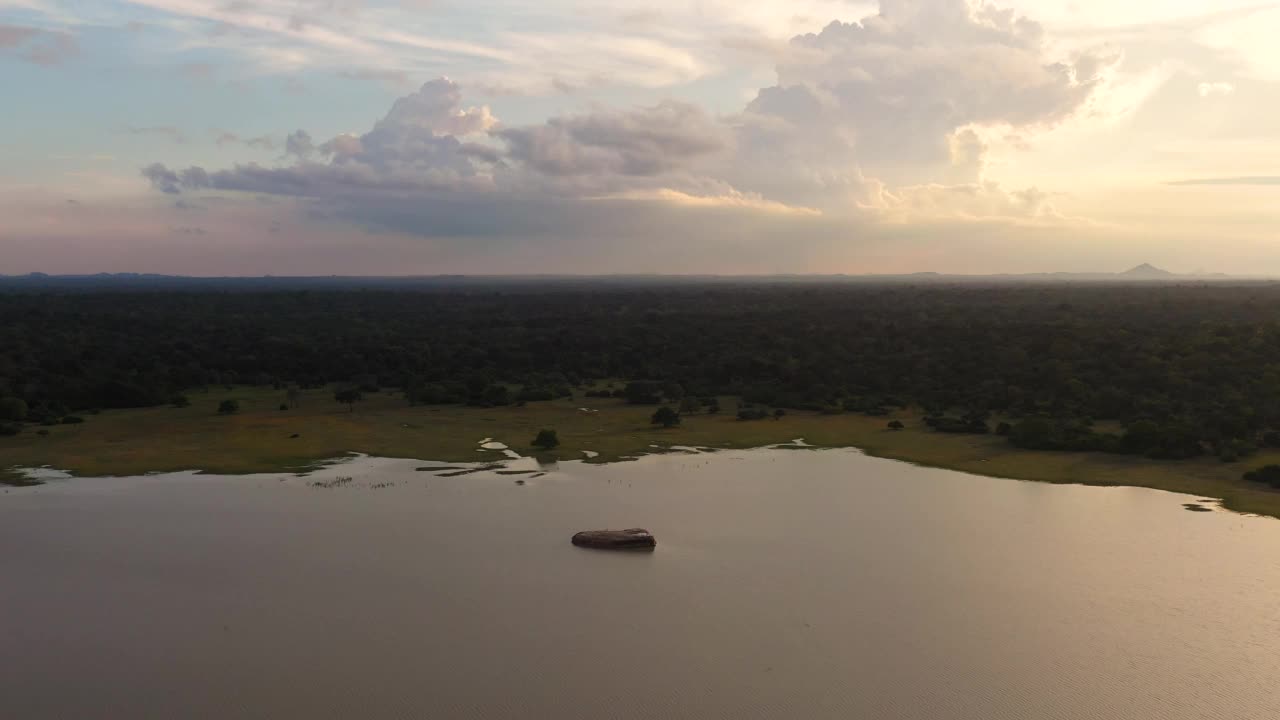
[3,281,1280,463]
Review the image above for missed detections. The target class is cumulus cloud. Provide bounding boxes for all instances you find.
[141,163,183,194]
[284,130,316,159]
[496,101,728,178]
[142,1,1113,245]
[142,79,498,198]
[320,133,363,159]
[148,77,727,198]
[731,0,1112,198]
[373,78,498,137]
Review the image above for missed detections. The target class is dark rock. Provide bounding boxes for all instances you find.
[571,528,656,550]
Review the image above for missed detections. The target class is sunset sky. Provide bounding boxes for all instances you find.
[3,0,1278,275]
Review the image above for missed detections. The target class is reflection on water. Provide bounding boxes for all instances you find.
[3,448,1280,719]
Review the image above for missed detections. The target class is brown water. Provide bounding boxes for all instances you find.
[4,447,1280,719]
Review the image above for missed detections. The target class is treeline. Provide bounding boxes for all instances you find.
[5,282,1280,461]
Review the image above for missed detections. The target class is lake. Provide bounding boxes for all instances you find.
[4,445,1280,719]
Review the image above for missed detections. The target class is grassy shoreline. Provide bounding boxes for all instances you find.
[4,386,1280,518]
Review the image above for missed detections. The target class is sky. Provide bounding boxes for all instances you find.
[2,0,1278,275]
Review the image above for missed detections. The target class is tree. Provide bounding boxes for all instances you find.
[773,408,786,421]
[651,406,681,428]
[170,394,191,408]
[0,397,28,422]
[481,384,510,406]
[1244,464,1280,488]
[532,428,560,449]
[624,381,662,405]
[887,420,905,431]
[1010,418,1053,449]
[335,387,363,412]
[408,381,462,406]
[217,399,240,415]
[707,400,721,414]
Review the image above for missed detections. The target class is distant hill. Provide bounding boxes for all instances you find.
[1122,263,1174,278]
[0,267,1255,290]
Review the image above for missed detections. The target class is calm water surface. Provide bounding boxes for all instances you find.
[4,447,1280,719]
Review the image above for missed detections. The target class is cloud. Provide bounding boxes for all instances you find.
[320,133,363,158]
[0,23,78,66]
[496,100,728,178]
[1197,81,1235,97]
[870,182,1066,223]
[141,163,182,194]
[1167,176,1280,186]
[591,188,822,216]
[284,130,315,159]
[731,0,1112,195]
[141,1,1115,251]
[215,131,277,150]
[0,25,39,48]
[374,78,497,137]
[140,79,499,198]
[100,0,654,91]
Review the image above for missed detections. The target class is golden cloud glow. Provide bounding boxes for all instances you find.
[591,188,823,216]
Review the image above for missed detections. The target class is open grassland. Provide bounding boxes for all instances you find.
[4,386,1280,518]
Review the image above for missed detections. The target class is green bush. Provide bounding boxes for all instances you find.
[651,406,681,428]
[532,429,560,449]
[0,397,28,422]
[1244,465,1280,488]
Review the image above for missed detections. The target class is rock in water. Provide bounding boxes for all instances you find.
[571,528,656,550]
